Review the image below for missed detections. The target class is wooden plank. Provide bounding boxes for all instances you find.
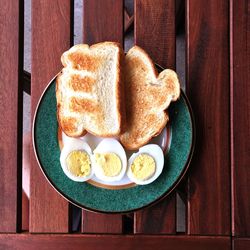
[135,0,175,68]
[82,212,123,234]
[186,0,230,235]
[0,0,23,232]
[134,0,176,234]
[82,0,124,234]
[233,238,250,250]
[83,0,123,44]
[231,0,250,237]
[135,194,176,234]
[30,0,73,232]
[0,234,231,250]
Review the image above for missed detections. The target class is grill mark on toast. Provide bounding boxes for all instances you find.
[69,97,99,114]
[68,53,102,72]
[69,74,95,92]
[60,117,78,134]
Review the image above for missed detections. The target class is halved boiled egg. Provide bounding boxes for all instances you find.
[127,144,164,185]
[60,139,94,182]
[92,139,127,182]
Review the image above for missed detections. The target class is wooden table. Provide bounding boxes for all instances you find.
[0,0,249,249]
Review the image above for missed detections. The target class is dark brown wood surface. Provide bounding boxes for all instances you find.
[30,0,73,232]
[134,0,176,234]
[83,0,123,45]
[0,0,23,232]
[82,212,123,233]
[135,0,175,68]
[231,0,250,237]
[233,238,250,250]
[135,194,176,234]
[82,0,124,233]
[186,0,230,235]
[0,234,230,250]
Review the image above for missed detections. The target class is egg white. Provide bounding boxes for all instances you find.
[60,139,94,182]
[93,139,127,182]
[127,144,164,185]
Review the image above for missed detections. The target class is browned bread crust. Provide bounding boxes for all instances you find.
[120,46,180,149]
[56,42,124,137]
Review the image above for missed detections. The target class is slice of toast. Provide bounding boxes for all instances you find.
[56,42,124,137]
[120,46,180,150]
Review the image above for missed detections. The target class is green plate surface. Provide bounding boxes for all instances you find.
[33,76,195,213]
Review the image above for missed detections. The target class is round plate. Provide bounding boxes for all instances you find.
[33,74,195,213]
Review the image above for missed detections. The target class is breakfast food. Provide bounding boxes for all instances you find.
[56,42,124,137]
[60,139,94,182]
[57,42,182,186]
[93,139,127,182]
[127,144,164,185]
[119,46,180,150]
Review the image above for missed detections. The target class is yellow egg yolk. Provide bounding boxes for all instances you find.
[131,154,156,180]
[94,153,122,177]
[66,150,91,177]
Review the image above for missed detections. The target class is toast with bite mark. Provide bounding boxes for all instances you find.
[120,46,180,150]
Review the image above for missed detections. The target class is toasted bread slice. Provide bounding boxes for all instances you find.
[56,42,124,137]
[120,46,180,150]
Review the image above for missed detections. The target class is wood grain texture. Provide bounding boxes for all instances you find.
[231,0,250,237]
[135,0,175,68]
[0,234,230,250]
[82,0,124,233]
[82,212,123,233]
[134,194,176,234]
[83,0,123,45]
[134,0,176,234]
[30,0,73,232]
[233,238,250,250]
[186,0,230,235]
[0,0,23,232]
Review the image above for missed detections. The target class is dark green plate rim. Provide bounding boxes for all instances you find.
[32,72,195,214]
